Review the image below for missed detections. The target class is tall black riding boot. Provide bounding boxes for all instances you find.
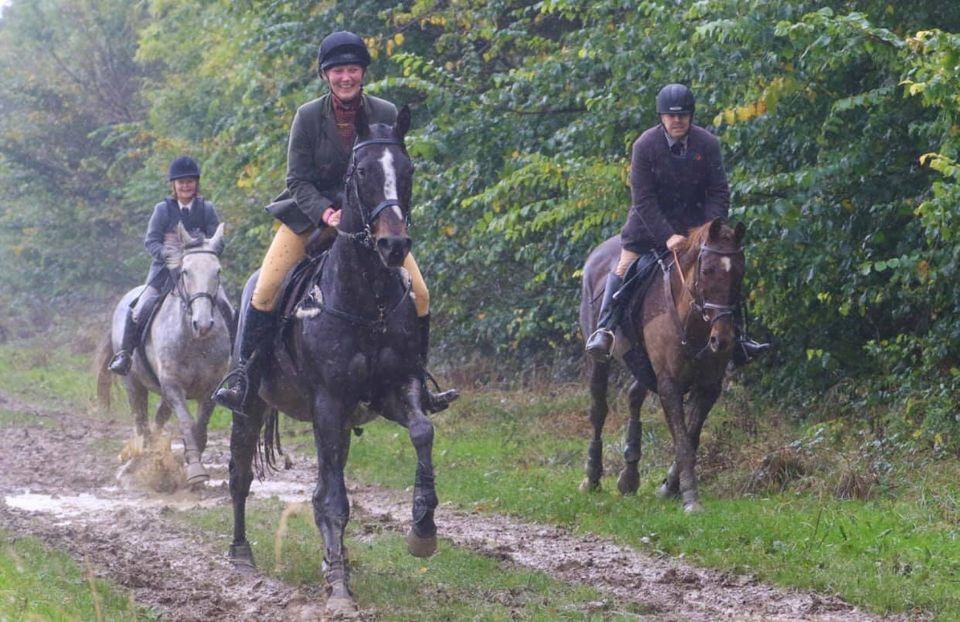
[732,304,771,366]
[585,273,625,362]
[108,309,141,376]
[418,314,459,414]
[212,305,276,412]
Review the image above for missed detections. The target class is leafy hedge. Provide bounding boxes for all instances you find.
[1,0,958,447]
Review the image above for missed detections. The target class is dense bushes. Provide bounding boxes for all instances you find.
[1,1,958,447]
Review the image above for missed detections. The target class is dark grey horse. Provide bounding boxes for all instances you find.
[227,106,437,617]
[97,223,233,485]
[579,219,746,512]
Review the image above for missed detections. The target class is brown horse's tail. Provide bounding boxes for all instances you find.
[94,330,115,411]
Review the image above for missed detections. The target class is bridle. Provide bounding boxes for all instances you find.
[341,137,410,249]
[174,248,221,314]
[665,242,743,355]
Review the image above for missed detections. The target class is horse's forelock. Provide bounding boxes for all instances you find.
[163,235,185,271]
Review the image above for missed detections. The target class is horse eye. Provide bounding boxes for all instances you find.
[356,167,365,177]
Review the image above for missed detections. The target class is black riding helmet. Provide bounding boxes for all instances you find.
[168,156,201,181]
[656,83,696,116]
[318,31,371,74]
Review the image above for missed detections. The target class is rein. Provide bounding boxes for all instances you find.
[663,242,743,357]
[341,137,408,250]
[174,248,221,313]
[310,135,413,332]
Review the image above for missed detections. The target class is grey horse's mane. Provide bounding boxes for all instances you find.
[163,223,225,271]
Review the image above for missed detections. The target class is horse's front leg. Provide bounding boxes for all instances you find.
[382,378,438,558]
[227,395,265,569]
[580,359,610,493]
[658,378,700,513]
[311,391,358,617]
[162,384,208,485]
[657,382,722,501]
[617,380,647,495]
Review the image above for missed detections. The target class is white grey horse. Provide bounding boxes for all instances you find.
[97,223,234,484]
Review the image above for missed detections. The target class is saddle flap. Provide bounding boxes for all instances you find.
[277,253,327,322]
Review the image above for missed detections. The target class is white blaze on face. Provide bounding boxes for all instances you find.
[379,149,404,220]
[720,257,732,272]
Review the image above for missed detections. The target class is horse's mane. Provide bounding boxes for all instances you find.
[163,231,208,271]
[675,219,737,256]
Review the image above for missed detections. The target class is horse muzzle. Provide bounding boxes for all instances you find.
[377,235,412,268]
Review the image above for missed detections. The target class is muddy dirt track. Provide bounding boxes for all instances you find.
[0,389,913,621]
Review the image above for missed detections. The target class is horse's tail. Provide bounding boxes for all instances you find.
[256,407,283,476]
[94,330,115,411]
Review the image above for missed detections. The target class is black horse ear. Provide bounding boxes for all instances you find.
[708,217,724,240]
[355,105,370,140]
[396,105,411,140]
[734,221,746,245]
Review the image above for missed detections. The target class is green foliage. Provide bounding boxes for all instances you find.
[2,1,960,439]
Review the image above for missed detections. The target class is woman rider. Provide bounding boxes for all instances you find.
[109,156,220,375]
[214,31,457,413]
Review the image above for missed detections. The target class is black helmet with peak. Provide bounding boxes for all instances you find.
[656,83,695,115]
[318,31,371,73]
[168,156,200,181]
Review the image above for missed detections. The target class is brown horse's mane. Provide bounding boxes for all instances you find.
[675,219,735,266]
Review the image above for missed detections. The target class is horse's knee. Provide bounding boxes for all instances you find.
[408,416,434,448]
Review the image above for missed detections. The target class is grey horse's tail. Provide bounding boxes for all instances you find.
[259,407,282,475]
[94,330,115,411]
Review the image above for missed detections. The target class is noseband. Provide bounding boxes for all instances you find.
[175,248,220,313]
[342,137,409,249]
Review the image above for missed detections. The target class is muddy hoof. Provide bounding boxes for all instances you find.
[406,530,437,558]
[229,542,256,569]
[325,595,359,619]
[617,469,639,496]
[579,477,601,493]
[185,462,209,485]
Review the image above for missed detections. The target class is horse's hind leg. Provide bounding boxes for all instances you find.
[617,380,647,495]
[125,379,150,441]
[228,396,265,570]
[580,360,610,493]
[192,398,215,454]
[657,383,722,501]
[154,400,172,435]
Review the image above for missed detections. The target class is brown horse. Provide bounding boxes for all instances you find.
[579,218,746,512]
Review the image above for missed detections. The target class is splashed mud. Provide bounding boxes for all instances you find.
[0,389,912,621]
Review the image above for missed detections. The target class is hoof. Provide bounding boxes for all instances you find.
[185,461,209,485]
[655,480,679,499]
[406,530,437,558]
[683,501,704,514]
[229,542,256,570]
[579,477,601,493]
[325,595,359,619]
[617,468,640,496]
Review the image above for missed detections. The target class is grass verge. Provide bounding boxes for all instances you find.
[0,529,156,621]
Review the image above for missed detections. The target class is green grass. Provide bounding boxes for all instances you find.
[0,339,232,432]
[181,499,647,621]
[0,529,157,621]
[305,388,960,621]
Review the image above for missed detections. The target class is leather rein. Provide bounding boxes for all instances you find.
[311,136,413,332]
[662,243,743,357]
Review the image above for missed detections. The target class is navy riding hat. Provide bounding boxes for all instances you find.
[168,156,201,181]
